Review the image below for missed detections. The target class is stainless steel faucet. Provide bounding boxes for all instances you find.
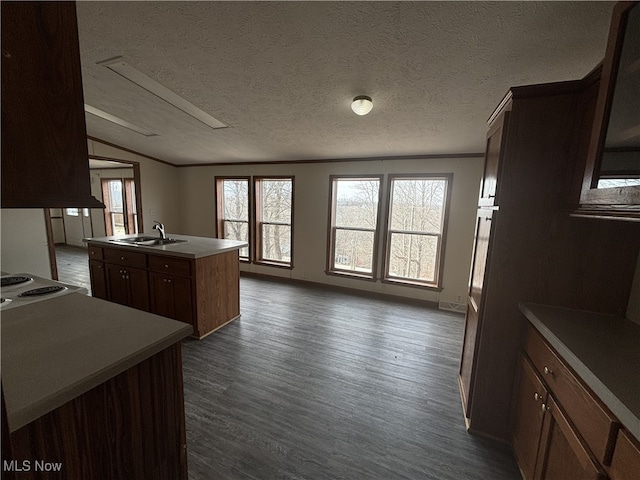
[152,221,166,240]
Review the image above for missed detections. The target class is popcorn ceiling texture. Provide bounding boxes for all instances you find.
[77,1,614,165]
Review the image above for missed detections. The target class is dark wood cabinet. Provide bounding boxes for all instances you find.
[535,396,606,480]
[512,355,548,480]
[105,263,150,311]
[609,429,640,480]
[89,243,241,339]
[0,2,102,208]
[579,1,640,218]
[459,78,640,442]
[150,272,193,327]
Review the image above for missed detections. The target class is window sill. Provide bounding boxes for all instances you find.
[254,260,293,270]
[325,270,377,282]
[381,278,443,292]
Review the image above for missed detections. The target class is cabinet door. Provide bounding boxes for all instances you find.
[609,429,640,480]
[150,273,193,326]
[534,396,606,480]
[89,260,107,300]
[127,267,149,311]
[512,355,547,480]
[468,209,496,312]
[105,264,130,307]
[479,111,509,206]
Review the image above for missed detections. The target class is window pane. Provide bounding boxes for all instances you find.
[112,213,126,235]
[335,179,380,229]
[261,224,291,263]
[224,220,249,258]
[388,233,438,282]
[390,179,446,233]
[66,208,79,216]
[333,228,375,273]
[223,180,249,221]
[261,180,292,223]
[108,180,124,213]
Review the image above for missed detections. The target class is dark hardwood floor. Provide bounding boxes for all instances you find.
[182,276,521,480]
[54,244,92,294]
[51,247,521,479]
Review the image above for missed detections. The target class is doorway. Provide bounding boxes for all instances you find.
[46,157,143,281]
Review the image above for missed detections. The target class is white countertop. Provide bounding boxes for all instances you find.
[520,302,640,442]
[1,293,192,432]
[85,233,247,259]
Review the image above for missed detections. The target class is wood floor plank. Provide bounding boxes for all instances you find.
[51,248,520,479]
[182,276,521,480]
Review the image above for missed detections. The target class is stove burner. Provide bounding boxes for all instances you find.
[1,276,33,287]
[18,286,67,297]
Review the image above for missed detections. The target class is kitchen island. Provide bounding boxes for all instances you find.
[85,234,247,339]
[1,292,192,479]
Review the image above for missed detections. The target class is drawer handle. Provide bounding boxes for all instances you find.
[543,366,553,376]
[541,403,550,412]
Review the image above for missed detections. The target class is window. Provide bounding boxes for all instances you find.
[65,208,79,216]
[255,177,293,266]
[215,177,250,260]
[384,175,451,288]
[102,178,138,236]
[328,176,382,278]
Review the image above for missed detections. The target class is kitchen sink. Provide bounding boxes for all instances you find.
[109,236,187,246]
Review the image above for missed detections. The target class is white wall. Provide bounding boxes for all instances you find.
[178,156,483,305]
[87,140,182,235]
[0,209,51,278]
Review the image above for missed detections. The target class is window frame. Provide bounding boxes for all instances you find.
[326,174,384,280]
[101,178,138,236]
[253,176,295,269]
[214,176,252,262]
[382,173,452,291]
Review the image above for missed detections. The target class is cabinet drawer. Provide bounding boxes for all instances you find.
[148,255,191,276]
[525,327,619,465]
[104,248,147,269]
[88,245,103,260]
[609,429,640,480]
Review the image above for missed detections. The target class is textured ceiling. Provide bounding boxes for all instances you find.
[76,1,615,166]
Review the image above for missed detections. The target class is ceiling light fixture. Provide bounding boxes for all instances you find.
[84,104,157,137]
[97,56,228,130]
[351,95,373,116]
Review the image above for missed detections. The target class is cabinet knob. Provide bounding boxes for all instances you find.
[534,392,540,401]
[164,264,169,268]
[121,256,126,260]
[544,366,553,376]
[541,403,550,412]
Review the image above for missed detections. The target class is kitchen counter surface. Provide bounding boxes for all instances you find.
[1,292,192,432]
[85,233,247,259]
[520,302,640,442]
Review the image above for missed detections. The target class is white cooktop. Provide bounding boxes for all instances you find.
[0,273,88,311]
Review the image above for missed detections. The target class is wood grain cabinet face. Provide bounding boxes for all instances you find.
[478,111,510,207]
[512,355,548,480]
[88,260,107,300]
[150,272,193,327]
[0,2,102,208]
[534,396,606,480]
[609,428,640,480]
[105,263,149,311]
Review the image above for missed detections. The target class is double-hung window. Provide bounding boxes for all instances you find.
[215,177,250,260]
[255,177,294,267]
[384,175,451,288]
[327,176,382,278]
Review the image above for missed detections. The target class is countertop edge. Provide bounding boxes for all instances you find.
[8,325,192,432]
[519,302,640,443]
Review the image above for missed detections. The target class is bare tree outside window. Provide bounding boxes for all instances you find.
[385,176,449,286]
[257,178,293,265]
[329,177,381,276]
[217,178,250,259]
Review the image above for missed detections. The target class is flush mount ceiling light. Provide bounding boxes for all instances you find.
[97,56,228,130]
[351,95,373,116]
[84,104,157,137]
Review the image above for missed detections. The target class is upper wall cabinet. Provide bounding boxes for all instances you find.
[1,2,103,208]
[579,1,640,219]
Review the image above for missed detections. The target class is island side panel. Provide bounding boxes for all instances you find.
[194,249,241,338]
[7,343,188,480]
